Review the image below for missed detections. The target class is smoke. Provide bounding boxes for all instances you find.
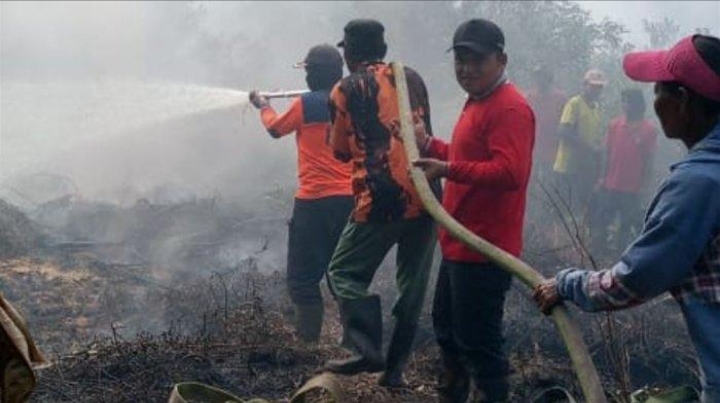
[1,0,718,254]
[4,1,715,204]
[583,1,719,46]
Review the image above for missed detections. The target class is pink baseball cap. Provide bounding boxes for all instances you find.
[623,35,720,102]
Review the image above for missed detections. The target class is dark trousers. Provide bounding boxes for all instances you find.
[589,188,643,253]
[286,196,353,306]
[433,259,512,401]
[555,169,597,223]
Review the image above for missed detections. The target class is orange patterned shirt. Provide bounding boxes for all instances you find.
[328,62,432,223]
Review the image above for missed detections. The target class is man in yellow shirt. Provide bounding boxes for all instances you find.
[553,69,606,219]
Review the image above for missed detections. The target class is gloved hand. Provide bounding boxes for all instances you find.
[248,90,269,109]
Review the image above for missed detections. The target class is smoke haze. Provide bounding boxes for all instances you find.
[2,1,718,205]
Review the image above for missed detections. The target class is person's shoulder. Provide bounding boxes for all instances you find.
[497,83,533,112]
[401,64,423,78]
[302,89,328,101]
[401,65,427,86]
[337,73,356,86]
[655,168,720,222]
[667,162,720,194]
[329,81,347,106]
[484,84,534,126]
[557,94,580,114]
[566,94,582,105]
[330,81,342,96]
[646,167,720,234]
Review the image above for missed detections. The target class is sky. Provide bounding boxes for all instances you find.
[580,1,720,46]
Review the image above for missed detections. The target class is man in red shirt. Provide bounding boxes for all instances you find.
[526,64,567,181]
[590,88,657,253]
[414,19,535,402]
[248,45,353,343]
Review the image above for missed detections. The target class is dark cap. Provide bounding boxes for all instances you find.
[450,19,505,55]
[294,44,344,69]
[337,19,387,60]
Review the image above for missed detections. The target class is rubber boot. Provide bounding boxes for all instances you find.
[437,352,470,403]
[339,329,355,352]
[377,321,417,388]
[470,376,509,403]
[295,302,323,343]
[467,354,509,402]
[323,295,384,375]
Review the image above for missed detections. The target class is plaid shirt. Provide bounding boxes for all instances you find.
[558,231,720,312]
[672,233,720,303]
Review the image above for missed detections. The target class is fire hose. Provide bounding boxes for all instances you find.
[0,294,47,403]
[168,372,343,403]
[256,90,309,100]
[391,62,608,403]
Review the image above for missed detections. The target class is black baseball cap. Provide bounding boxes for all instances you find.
[293,44,344,69]
[449,19,505,55]
[337,19,387,60]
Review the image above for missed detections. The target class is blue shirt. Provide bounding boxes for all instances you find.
[555,121,720,400]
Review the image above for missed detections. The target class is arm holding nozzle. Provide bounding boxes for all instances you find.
[248,90,270,109]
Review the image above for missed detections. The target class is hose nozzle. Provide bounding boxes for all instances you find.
[257,90,309,99]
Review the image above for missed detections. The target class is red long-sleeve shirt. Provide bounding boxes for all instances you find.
[428,83,535,262]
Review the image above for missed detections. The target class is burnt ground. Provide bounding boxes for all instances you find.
[0,192,701,402]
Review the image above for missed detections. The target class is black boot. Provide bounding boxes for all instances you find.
[338,329,355,353]
[377,321,417,388]
[295,302,323,343]
[323,295,384,375]
[471,376,509,403]
[437,352,470,403]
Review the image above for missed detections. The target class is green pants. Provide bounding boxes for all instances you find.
[327,215,436,324]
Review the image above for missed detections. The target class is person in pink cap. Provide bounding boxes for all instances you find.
[534,34,720,402]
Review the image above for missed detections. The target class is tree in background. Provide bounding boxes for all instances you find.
[459,1,626,92]
[642,17,682,49]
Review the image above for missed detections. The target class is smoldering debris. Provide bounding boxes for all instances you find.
[23,193,290,275]
[0,190,701,402]
[0,188,294,344]
[30,279,323,403]
[0,199,46,258]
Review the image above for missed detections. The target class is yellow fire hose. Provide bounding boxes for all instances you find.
[0,293,48,403]
[168,372,343,403]
[391,62,607,403]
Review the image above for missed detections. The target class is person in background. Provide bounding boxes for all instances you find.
[526,64,567,181]
[590,88,657,254]
[322,19,438,388]
[248,44,353,344]
[534,34,720,403]
[553,69,606,221]
[414,18,535,402]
